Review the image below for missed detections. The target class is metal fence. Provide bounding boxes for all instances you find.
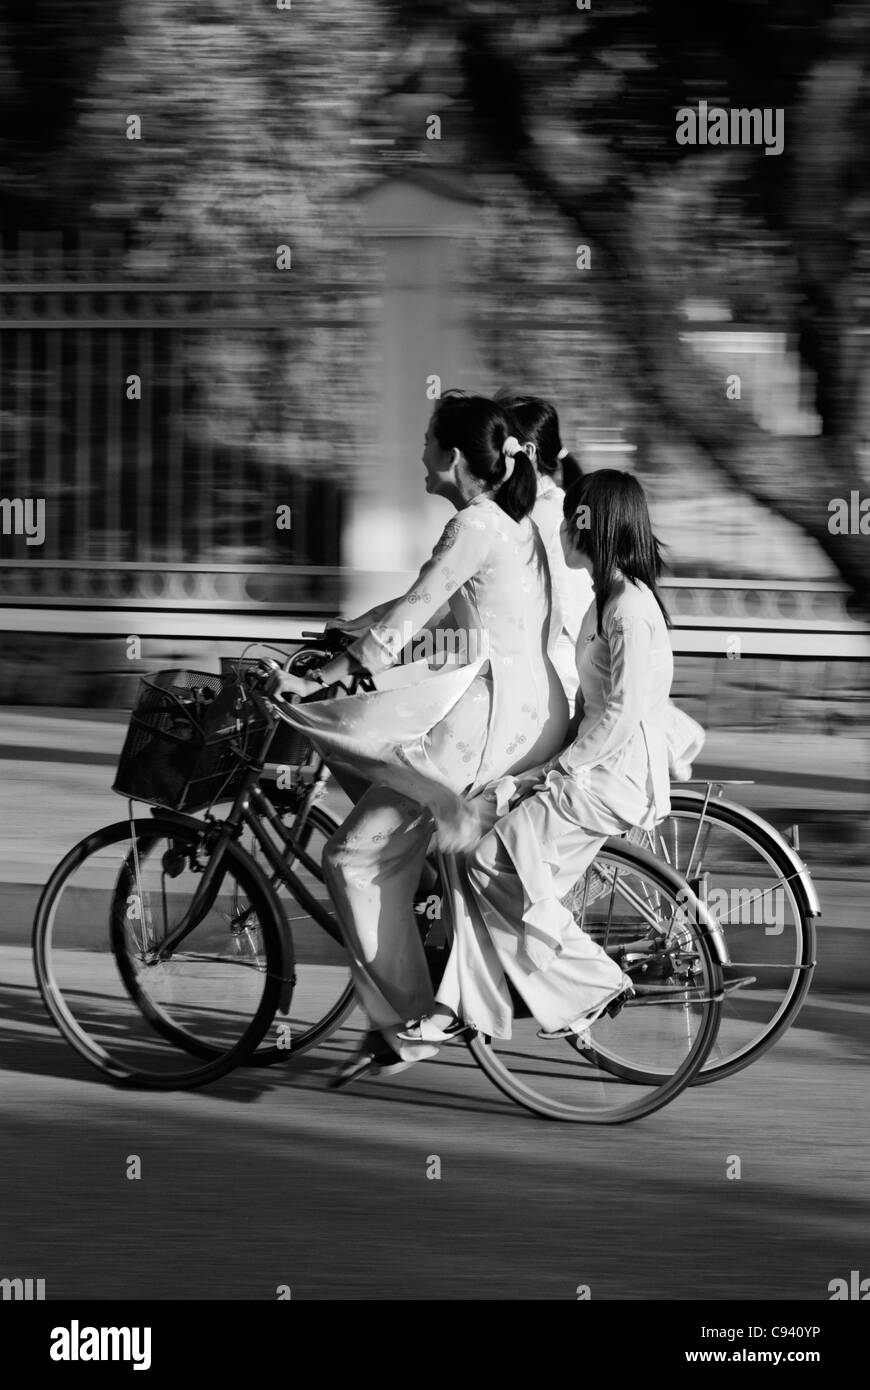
[0,229,343,569]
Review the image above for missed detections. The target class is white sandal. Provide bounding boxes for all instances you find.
[396,1015,468,1044]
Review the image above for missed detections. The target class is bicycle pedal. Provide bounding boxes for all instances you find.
[604,989,634,1020]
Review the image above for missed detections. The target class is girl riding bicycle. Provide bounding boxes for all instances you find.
[401,469,678,1045]
[272,393,570,1083]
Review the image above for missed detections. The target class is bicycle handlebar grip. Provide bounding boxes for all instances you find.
[300,627,353,653]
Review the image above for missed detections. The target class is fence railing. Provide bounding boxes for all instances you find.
[0,230,345,569]
[0,575,868,669]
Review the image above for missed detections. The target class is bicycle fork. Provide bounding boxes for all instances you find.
[151,825,235,961]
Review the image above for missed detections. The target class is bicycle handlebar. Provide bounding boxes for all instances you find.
[299,628,354,654]
[229,628,370,717]
[242,656,368,710]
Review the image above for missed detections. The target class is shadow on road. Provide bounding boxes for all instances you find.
[0,980,521,1116]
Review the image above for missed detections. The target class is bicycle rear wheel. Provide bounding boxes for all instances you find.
[652,796,817,1082]
[33,817,287,1089]
[467,843,723,1123]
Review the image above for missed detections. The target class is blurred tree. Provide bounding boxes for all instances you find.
[0,0,121,230]
[2,0,869,594]
[74,0,392,489]
[382,0,870,602]
[1,0,388,508]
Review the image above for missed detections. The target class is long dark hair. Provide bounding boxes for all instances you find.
[500,392,583,486]
[432,391,536,522]
[562,469,671,636]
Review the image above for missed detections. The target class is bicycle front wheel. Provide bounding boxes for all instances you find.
[467,843,723,1124]
[33,817,287,1089]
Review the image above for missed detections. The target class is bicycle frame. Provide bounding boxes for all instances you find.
[138,681,753,991]
[239,784,345,949]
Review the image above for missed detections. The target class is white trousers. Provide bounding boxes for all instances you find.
[435,771,645,1038]
[322,784,439,1061]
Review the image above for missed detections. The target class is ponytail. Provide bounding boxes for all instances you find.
[558,449,584,492]
[495,447,536,521]
[501,395,566,479]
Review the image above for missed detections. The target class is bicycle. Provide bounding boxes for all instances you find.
[33,637,727,1122]
[205,639,820,1087]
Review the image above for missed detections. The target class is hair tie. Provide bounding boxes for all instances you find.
[502,434,521,481]
[557,447,568,461]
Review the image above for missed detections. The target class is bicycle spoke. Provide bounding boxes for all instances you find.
[651,798,815,1081]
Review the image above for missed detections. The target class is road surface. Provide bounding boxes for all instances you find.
[1,709,868,1300]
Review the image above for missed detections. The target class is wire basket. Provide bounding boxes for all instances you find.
[113,668,273,812]
[219,656,315,771]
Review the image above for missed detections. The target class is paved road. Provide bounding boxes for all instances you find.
[2,709,868,1301]
[2,940,869,1301]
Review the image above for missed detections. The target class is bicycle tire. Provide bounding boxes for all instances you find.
[466,841,724,1123]
[33,817,288,1090]
[665,794,817,1084]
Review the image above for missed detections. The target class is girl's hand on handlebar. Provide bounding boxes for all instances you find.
[270,670,321,701]
[321,621,357,648]
[313,652,356,691]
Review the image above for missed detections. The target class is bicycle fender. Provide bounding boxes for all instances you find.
[671,791,822,919]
